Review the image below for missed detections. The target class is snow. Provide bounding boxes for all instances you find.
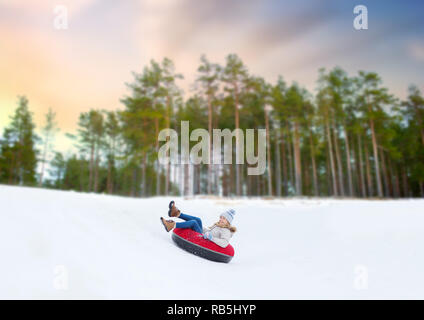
[1,185,423,299]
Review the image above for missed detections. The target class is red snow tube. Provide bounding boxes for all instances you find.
[172,228,235,263]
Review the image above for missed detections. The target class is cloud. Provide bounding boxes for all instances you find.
[134,0,341,60]
[0,0,98,15]
[239,2,340,56]
[277,12,424,75]
[134,0,256,57]
[408,42,424,62]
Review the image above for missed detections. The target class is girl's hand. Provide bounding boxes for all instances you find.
[203,232,213,240]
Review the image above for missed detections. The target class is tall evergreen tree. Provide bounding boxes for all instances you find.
[285,84,307,196]
[222,54,248,196]
[0,96,38,185]
[196,54,221,195]
[356,71,393,197]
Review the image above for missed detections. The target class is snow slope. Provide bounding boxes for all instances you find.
[1,185,423,299]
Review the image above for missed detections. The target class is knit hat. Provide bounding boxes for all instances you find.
[220,209,236,225]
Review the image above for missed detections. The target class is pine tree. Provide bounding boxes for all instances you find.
[196,54,221,195]
[104,111,120,194]
[271,77,289,195]
[0,96,38,185]
[74,110,104,192]
[49,152,65,189]
[356,71,393,198]
[222,54,248,196]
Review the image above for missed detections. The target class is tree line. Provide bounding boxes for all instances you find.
[1,54,423,198]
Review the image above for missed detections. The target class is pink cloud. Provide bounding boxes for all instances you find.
[408,42,424,62]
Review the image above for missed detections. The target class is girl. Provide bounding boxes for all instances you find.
[160,201,237,248]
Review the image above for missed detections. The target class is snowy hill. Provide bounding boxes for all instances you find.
[1,185,423,299]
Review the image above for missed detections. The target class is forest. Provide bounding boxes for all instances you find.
[1,54,423,198]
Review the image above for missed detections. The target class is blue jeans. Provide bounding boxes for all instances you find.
[176,213,203,234]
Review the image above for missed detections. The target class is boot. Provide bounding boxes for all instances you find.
[160,217,175,232]
[168,200,181,218]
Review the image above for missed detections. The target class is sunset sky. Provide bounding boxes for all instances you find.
[1,0,423,153]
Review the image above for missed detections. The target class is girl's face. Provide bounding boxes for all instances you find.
[219,216,229,226]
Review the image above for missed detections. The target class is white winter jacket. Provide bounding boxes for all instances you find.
[203,223,236,248]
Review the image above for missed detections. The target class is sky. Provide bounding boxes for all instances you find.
[0,0,423,154]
